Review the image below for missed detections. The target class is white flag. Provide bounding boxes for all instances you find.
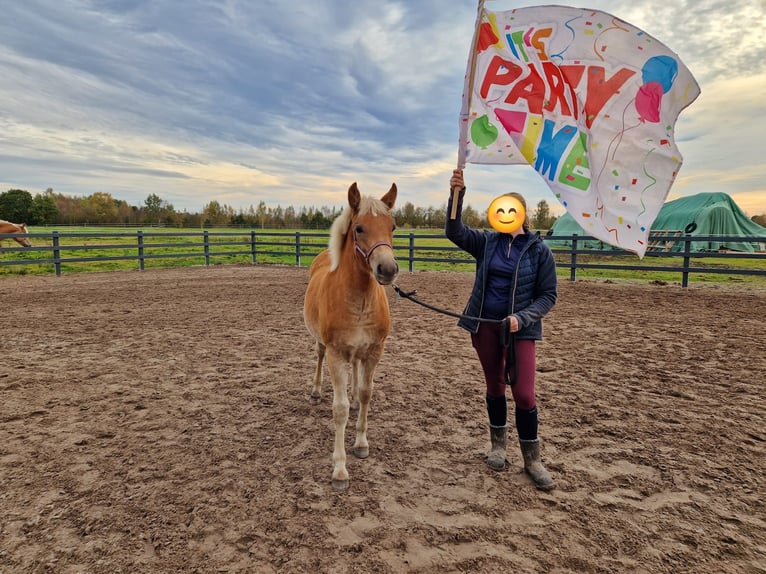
[458,4,700,257]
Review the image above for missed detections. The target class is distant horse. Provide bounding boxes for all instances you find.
[0,220,32,247]
[303,182,398,491]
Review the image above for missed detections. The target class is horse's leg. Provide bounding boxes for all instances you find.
[352,353,380,459]
[349,359,361,416]
[326,350,351,491]
[309,340,325,405]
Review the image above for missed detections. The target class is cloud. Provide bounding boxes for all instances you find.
[0,0,763,219]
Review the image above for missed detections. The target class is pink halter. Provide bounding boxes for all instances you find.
[353,228,393,265]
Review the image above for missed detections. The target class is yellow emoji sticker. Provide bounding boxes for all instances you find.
[488,194,525,233]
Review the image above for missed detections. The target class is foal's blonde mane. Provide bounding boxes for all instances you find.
[0,219,25,230]
[328,196,391,272]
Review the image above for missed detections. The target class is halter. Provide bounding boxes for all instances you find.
[353,227,393,266]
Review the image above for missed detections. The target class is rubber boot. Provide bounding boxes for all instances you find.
[486,425,507,471]
[519,439,555,490]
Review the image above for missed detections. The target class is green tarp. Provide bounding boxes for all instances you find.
[548,192,766,252]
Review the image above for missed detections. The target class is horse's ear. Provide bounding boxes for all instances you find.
[380,183,397,210]
[348,182,361,212]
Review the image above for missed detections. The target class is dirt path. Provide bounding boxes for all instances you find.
[1,266,764,573]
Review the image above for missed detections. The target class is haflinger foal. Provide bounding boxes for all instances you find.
[303,182,398,491]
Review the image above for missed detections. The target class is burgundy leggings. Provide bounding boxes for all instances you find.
[470,322,537,410]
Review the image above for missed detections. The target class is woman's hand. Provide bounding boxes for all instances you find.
[450,169,464,190]
[507,315,519,333]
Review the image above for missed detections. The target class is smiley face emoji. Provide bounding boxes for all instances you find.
[488,194,525,233]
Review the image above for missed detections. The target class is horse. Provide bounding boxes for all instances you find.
[303,182,398,491]
[0,220,32,247]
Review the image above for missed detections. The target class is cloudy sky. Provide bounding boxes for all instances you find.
[1,0,764,217]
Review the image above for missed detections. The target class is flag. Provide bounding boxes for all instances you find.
[458,4,700,257]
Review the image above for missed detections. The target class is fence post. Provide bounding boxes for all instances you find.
[570,234,578,282]
[204,230,210,266]
[296,232,301,266]
[250,231,257,264]
[408,233,415,273]
[137,230,145,271]
[682,233,691,288]
[53,231,61,277]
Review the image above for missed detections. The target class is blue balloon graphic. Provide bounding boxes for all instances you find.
[641,55,678,94]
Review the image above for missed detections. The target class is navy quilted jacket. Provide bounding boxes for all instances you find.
[445,187,557,339]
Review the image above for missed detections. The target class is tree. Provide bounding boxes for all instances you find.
[462,204,481,228]
[256,200,268,229]
[432,204,447,230]
[181,210,202,227]
[202,200,228,226]
[143,193,176,225]
[283,205,297,227]
[145,193,164,224]
[0,189,34,222]
[299,207,329,229]
[116,200,137,224]
[54,193,85,224]
[271,205,284,228]
[30,189,59,224]
[402,202,417,227]
[423,206,435,228]
[531,199,557,231]
[161,204,178,226]
[83,192,118,223]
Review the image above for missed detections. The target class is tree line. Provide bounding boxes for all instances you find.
[0,187,564,230]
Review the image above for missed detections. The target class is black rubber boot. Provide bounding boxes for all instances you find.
[487,425,507,470]
[519,439,555,490]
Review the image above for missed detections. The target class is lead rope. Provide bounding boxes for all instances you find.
[392,285,518,385]
[392,285,502,324]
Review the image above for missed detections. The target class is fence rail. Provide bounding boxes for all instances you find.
[2,230,765,287]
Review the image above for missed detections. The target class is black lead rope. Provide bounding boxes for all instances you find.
[392,285,518,386]
[393,285,503,324]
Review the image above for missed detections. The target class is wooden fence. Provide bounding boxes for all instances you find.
[1,230,765,288]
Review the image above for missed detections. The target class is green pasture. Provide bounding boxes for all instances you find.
[1,226,764,286]
[0,227,299,275]
[550,253,766,286]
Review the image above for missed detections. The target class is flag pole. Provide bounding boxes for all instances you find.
[451,0,486,219]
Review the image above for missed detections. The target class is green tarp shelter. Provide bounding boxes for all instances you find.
[548,192,766,253]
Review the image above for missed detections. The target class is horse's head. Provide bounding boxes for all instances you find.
[347,182,399,285]
[1,220,32,247]
[14,223,32,247]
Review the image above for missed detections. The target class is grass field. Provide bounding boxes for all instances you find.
[1,226,765,286]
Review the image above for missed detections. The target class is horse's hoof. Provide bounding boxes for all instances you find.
[309,394,321,405]
[352,446,369,459]
[331,479,349,492]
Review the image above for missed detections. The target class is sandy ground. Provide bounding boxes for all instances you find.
[1,265,764,574]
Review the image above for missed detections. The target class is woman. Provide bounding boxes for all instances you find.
[446,169,558,490]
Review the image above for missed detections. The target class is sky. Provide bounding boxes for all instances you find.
[1,0,765,218]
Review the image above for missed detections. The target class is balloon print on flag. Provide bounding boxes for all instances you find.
[457,5,701,257]
[635,55,678,123]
